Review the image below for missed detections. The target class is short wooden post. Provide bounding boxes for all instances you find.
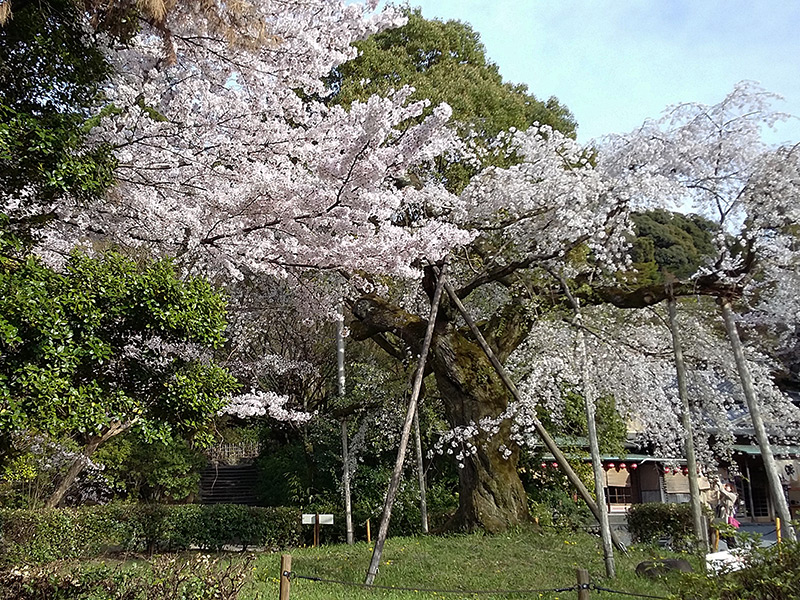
[576,568,590,600]
[714,528,720,551]
[366,518,371,544]
[279,554,291,600]
[776,517,782,551]
[313,513,320,548]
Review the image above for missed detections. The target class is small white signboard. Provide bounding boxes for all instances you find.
[302,513,334,525]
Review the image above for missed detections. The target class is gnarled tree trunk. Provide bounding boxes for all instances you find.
[352,294,530,532]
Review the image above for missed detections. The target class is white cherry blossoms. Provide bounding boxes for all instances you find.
[220,389,313,423]
[456,124,633,274]
[65,0,472,288]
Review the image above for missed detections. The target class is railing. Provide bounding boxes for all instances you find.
[278,554,670,600]
[205,441,263,465]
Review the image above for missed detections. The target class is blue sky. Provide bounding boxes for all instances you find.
[398,1,800,145]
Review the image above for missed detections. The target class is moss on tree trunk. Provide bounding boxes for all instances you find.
[352,294,530,532]
[431,327,529,532]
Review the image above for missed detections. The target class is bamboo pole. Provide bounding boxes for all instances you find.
[719,298,796,542]
[667,298,708,550]
[365,259,449,585]
[440,276,627,552]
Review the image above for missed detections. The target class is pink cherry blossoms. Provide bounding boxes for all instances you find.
[44,0,471,281]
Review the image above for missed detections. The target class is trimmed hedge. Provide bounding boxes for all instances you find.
[627,502,708,550]
[0,504,302,563]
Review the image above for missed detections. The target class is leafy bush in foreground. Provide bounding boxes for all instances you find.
[678,536,800,599]
[0,554,252,600]
[0,504,301,563]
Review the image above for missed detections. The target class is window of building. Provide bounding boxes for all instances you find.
[606,486,632,504]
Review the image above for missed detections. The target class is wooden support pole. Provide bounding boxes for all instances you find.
[314,513,320,548]
[440,276,627,552]
[366,518,371,544]
[720,299,796,542]
[413,406,429,534]
[365,259,449,585]
[668,298,708,551]
[557,272,616,577]
[777,517,782,548]
[279,554,292,600]
[577,568,590,600]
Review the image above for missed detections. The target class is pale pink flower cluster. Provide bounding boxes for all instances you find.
[44,1,472,286]
[220,389,313,423]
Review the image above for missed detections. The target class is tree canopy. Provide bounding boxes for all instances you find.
[328,9,575,192]
[0,0,118,241]
[0,241,237,483]
[628,209,718,282]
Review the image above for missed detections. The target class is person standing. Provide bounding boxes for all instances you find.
[716,479,740,548]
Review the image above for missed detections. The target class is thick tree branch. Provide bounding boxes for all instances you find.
[481,298,536,363]
[587,275,743,309]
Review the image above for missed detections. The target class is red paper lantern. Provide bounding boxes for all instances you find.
[540,462,547,469]
[606,462,615,470]
[619,462,627,470]
[630,463,638,470]
[551,462,559,469]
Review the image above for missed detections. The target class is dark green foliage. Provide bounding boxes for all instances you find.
[678,538,800,599]
[0,249,234,444]
[254,417,457,540]
[94,434,207,502]
[0,553,252,600]
[0,504,302,562]
[627,502,707,551]
[329,9,575,193]
[540,388,628,457]
[629,210,718,282]
[0,0,111,113]
[0,0,119,234]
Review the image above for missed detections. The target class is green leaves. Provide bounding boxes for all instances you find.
[329,9,576,194]
[0,247,237,453]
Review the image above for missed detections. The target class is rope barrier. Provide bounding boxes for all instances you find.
[286,571,578,595]
[591,584,670,599]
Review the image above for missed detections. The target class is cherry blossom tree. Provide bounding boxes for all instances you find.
[351,125,633,530]
[13,0,797,535]
[598,81,800,540]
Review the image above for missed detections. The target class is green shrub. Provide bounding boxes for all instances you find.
[627,502,707,550]
[678,536,800,599]
[0,504,302,563]
[0,506,125,563]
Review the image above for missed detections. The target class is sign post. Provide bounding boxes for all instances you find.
[302,513,334,547]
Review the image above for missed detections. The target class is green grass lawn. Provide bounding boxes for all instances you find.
[245,527,695,599]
